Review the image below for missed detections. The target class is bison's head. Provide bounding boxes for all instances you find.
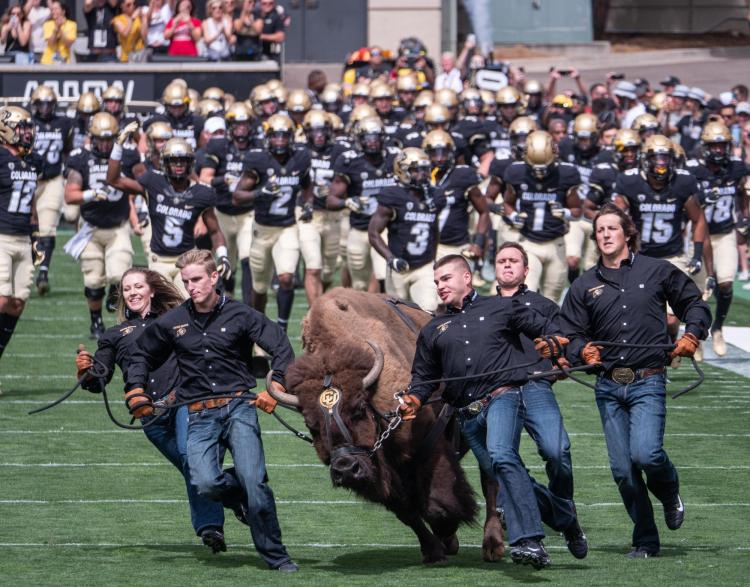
[270,341,397,496]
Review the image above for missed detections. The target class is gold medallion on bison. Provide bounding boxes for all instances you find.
[319,387,342,413]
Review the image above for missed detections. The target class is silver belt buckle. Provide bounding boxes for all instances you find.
[611,367,635,385]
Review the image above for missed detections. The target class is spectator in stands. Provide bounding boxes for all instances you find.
[113,0,145,62]
[224,0,237,18]
[256,0,284,60]
[164,0,201,57]
[83,0,118,62]
[24,0,50,61]
[140,0,172,57]
[732,84,748,104]
[1,3,33,63]
[40,0,75,63]
[232,0,261,61]
[307,69,327,100]
[434,51,463,93]
[202,0,234,61]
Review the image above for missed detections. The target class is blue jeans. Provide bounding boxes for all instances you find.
[460,388,545,545]
[143,405,224,535]
[595,374,679,551]
[187,398,291,568]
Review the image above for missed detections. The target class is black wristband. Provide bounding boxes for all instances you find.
[692,241,704,261]
[472,232,487,249]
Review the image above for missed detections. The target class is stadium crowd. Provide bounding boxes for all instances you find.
[0,33,747,570]
[0,0,288,63]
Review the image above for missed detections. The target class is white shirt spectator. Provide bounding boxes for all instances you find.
[622,102,646,130]
[434,51,464,93]
[25,0,50,54]
[143,1,172,49]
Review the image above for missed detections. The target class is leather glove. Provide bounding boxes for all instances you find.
[217,256,232,281]
[581,342,603,365]
[702,275,717,301]
[116,120,139,146]
[534,335,569,359]
[388,257,410,273]
[32,240,44,267]
[687,256,702,275]
[670,333,700,360]
[398,394,421,421]
[299,202,313,222]
[344,196,366,214]
[252,389,279,414]
[548,200,571,220]
[504,211,527,230]
[124,387,154,418]
[75,343,93,380]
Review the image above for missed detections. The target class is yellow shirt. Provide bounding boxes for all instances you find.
[41,19,77,64]
[113,14,144,62]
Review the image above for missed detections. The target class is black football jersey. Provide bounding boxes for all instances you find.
[433,165,482,246]
[309,142,348,211]
[614,168,697,258]
[137,170,216,257]
[687,159,748,235]
[377,185,445,269]
[557,137,599,193]
[487,121,511,159]
[488,157,513,184]
[400,123,470,163]
[243,146,311,227]
[333,148,399,231]
[452,116,491,159]
[65,148,129,229]
[71,116,88,151]
[380,109,406,136]
[588,162,620,206]
[0,147,39,236]
[32,113,73,180]
[503,161,581,242]
[196,137,252,215]
[144,113,204,149]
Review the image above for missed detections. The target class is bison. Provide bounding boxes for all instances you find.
[269,288,504,563]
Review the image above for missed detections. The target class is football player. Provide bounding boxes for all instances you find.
[0,107,39,361]
[64,113,134,338]
[233,114,312,332]
[503,130,582,301]
[370,82,405,136]
[29,84,74,296]
[70,92,100,151]
[143,83,205,150]
[687,122,748,356]
[101,85,138,128]
[369,148,444,311]
[327,116,399,292]
[488,86,523,160]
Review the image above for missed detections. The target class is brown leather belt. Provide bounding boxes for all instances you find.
[459,385,514,418]
[188,391,245,413]
[607,367,665,385]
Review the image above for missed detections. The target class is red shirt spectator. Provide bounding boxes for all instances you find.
[164,0,201,57]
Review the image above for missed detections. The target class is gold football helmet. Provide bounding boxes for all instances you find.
[422,129,455,170]
[631,113,661,137]
[320,84,342,111]
[346,104,378,132]
[701,120,732,165]
[146,121,173,154]
[525,130,556,179]
[0,106,35,154]
[225,101,252,124]
[495,86,523,106]
[162,83,190,107]
[355,116,385,155]
[434,88,459,111]
[396,73,419,93]
[89,112,118,158]
[31,85,57,120]
[264,113,294,154]
[394,147,431,187]
[76,92,101,115]
[161,137,194,180]
[202,87,225,103]
[102,85,125,102]
[328,112,344,135]
[641,134,675,181]
[250,84,279,117]
[650,91,668,113]
[413,90,434,111]
[303,109,331,148]
[286,89,313,113]
[573,113,598,138]
[423,103,451,129]
[613,128,641,167]
[351,82,371,101]
[509,116,538,159]
[369,82,395,101]
[198,99,223,118]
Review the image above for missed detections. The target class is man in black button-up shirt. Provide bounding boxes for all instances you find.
[125,250,298,572]
[401,254,568,569]
[560,203,711,559]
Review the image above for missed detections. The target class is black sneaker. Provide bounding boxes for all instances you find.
[277,561,299,573]
[105,284,119,313]
[663,493,685,530]
[510,539,551,569]
[563,520,588,559]
[36,269,49,296]
[90,318,105,340]
[200,528,226,554]
[627,546,659,559]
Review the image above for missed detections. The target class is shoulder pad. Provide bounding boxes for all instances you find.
[595,162,612,169]
[624,168,639,176]
[675,169,692,176]
[69,148,82,157]
[685,159,700,168]
[558,161,576,169]
[386,145,402,155]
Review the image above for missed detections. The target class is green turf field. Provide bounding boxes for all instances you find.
[1,234,749,586]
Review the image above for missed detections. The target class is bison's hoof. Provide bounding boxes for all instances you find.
[442,534,459,556]
[482,538,505,562]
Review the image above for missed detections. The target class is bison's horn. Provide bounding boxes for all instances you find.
[265,370,301,408]
[362,340,384,389]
